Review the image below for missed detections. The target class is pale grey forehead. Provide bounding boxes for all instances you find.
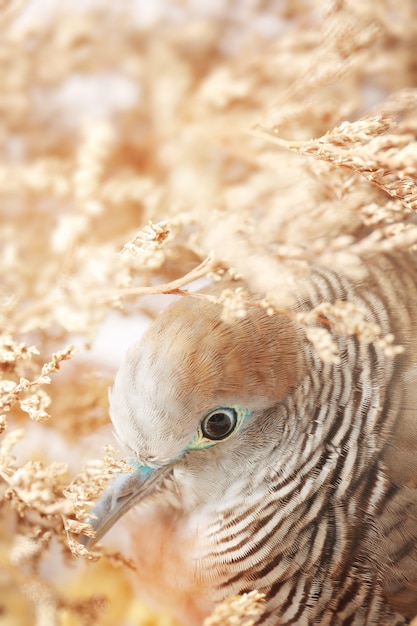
[108,336,212,460]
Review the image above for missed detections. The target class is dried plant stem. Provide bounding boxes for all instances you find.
[107,255,218,301]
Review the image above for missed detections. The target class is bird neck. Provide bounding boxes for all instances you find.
[186,337,404,625]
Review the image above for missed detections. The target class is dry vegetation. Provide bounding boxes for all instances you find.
[1,0,417,624]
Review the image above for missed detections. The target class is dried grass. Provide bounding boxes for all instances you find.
[1,0,417,624]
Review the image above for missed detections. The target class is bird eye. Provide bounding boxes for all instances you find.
[201,408,238,440]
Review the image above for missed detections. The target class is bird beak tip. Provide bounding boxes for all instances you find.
[78,466,153,546]
[77,461,175,547]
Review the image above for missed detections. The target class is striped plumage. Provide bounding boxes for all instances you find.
[88,251,417,625]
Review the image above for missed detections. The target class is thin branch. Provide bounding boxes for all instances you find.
[102,254,218,301]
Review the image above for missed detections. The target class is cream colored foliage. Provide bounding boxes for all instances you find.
[1,0,417,624]
[203,591,265,626]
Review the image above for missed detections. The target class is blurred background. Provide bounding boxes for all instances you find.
[0,1,416,625]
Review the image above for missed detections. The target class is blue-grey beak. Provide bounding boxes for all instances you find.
[80,462,174,547]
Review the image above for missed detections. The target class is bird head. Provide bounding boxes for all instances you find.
[84,289,306,544]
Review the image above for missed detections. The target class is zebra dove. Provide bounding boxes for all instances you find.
[85,251,417,625]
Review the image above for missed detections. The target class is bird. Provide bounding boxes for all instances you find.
[85,250,417,626]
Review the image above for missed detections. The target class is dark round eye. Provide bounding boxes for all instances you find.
[201,408,238,441]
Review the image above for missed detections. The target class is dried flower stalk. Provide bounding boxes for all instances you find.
[1,0,417,624]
